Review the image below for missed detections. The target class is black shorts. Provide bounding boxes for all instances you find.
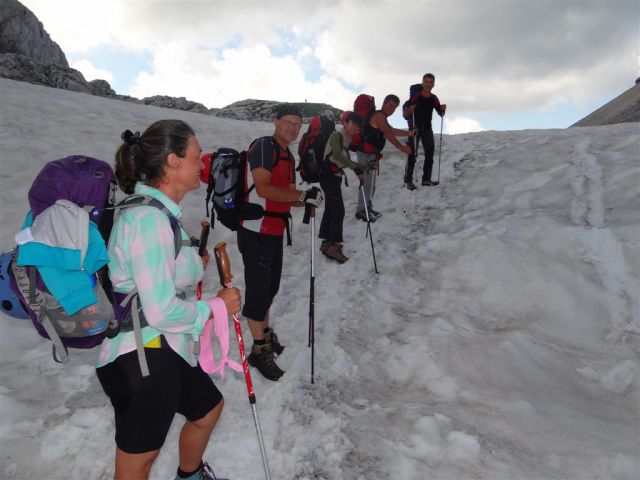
[237,227,283,321]
[96,345,223,454]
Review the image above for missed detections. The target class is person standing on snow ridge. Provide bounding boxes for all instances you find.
[319,112,368,263]
[97,119,241,480]
[403,73,446,188]
[238,104,324,381]
[355,94,414,222]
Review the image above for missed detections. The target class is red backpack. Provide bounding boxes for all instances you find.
[297,115,336,183]
[343,94,377,152]
[354,94,376,120]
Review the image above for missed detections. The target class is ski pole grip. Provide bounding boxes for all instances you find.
[302,205,314,223]
[198,220,210,257]
[214,241,233,287]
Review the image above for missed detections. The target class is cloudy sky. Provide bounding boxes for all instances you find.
[20,0,639,133]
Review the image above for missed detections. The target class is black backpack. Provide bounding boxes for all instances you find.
[203,138,293,242]
[297,115,336,183]
[202,147,262,231]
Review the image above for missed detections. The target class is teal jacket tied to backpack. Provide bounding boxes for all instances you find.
[16,200,110,315]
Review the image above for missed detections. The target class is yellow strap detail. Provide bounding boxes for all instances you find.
[144,336,161,348]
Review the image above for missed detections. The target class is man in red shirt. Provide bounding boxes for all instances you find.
[238,104,323,380]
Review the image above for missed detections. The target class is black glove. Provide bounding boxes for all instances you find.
[353,167,363,176]
[299,186,324,208]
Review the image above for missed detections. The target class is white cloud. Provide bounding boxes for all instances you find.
[70,59,114,83]
[128,42,356,110]
[445,117,485,135]
[20,0,639,128]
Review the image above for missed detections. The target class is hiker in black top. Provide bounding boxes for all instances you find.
[355,94,414,221]
[403,73,446,188]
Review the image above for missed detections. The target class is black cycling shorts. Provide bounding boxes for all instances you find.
[96,345,223,454]
[237,227,283,321]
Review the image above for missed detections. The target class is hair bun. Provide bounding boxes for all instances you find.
[121,129,140,146]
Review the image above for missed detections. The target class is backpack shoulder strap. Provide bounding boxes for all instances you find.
[115,195,190,259]
[244,137,288,193]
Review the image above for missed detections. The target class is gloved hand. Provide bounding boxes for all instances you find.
[300,186,324,208]
[353,166,364,176]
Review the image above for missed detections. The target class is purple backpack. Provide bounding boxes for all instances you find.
[9,156,187,372]
[9,156,118,360]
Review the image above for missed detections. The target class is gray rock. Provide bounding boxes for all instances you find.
[0,0,68,67]
[140,95,218,114]
[571,82,640,127]
[0,53,89,92]
[215,99,343,123]
[88,79,116,97]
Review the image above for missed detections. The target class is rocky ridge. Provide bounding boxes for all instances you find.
[571,81,640,127]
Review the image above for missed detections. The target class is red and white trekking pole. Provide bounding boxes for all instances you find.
[213,242,271,480]
[196,220,211,300]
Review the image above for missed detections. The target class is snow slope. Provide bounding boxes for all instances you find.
[0,78,638,480]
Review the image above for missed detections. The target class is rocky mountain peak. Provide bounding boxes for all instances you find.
[0,0,68,66]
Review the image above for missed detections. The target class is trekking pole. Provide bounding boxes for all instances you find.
[302,205,316,383]
[403,150,410,212]
[365,162,378,239]
[413,113,420,184]
[196,220,211,301]
[360,181,379,274]
[413,122,419,209]
[213,243,271,480]
[403,188,407,213]
[433,115,443,186]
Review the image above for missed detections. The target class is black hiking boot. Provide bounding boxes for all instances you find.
[356,210,377,222]
[405,181,417,191]
[248,343,284,381]
[264,327,285,356]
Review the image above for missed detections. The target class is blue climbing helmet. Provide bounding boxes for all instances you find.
[0,250,29,319]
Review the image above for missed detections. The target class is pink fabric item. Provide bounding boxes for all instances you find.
[199,297,242,378]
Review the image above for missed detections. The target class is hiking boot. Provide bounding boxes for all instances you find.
[405,181,417,191]
[324,243,349,263]
[421,179,434,186]
[369,208,382,219]
[248,343,284,381]
[176,461,228,480]
[320,241,330,254]
[264,327,285,356]
[356,210,376,222]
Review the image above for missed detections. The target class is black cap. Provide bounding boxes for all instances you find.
[275,103,302,119]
